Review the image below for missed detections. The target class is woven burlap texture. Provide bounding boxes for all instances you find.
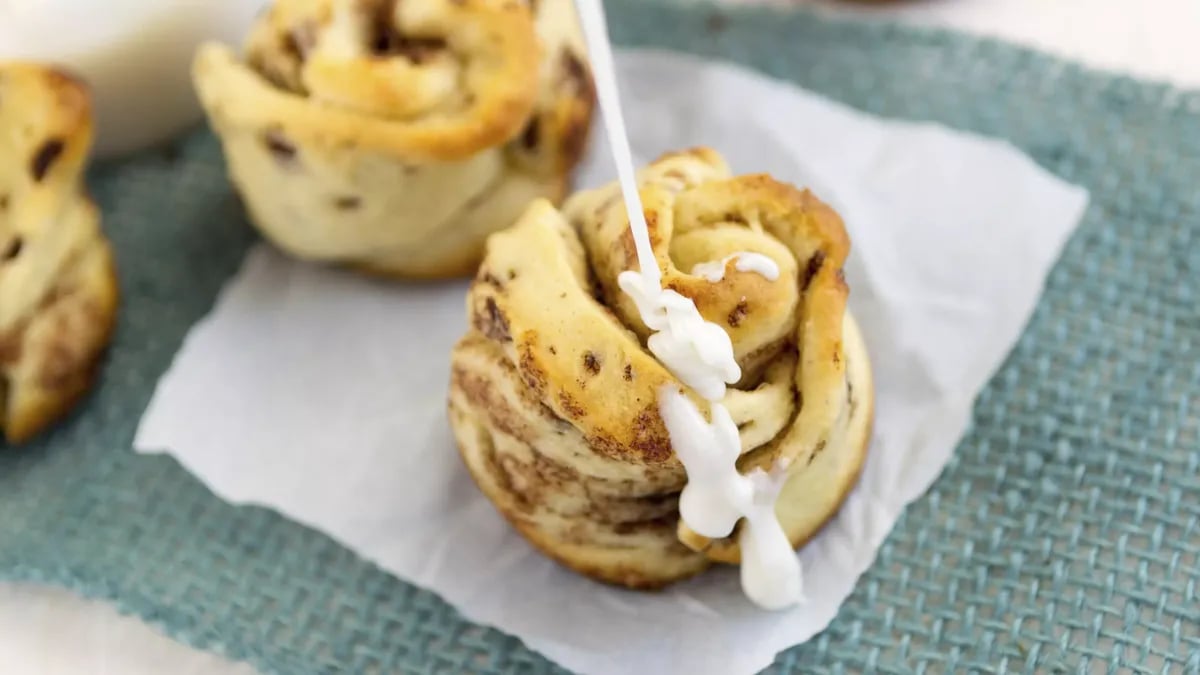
[1,1,1197,672]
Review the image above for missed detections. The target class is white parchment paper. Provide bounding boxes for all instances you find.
[134,49,1088,675]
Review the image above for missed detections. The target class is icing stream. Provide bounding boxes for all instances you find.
[657,390,801,610]
[577,0,802,610]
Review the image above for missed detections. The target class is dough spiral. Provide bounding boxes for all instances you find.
[449,148,874,588]
[193,0,594,278]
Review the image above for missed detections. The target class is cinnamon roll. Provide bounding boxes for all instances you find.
[0,62,119,444]
[193,0,595,279]
[449,148,874,589]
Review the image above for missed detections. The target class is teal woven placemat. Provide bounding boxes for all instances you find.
[2,1,1197,672]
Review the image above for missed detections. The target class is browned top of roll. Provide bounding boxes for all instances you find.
[194,0,543,162]
[467,147,851,473]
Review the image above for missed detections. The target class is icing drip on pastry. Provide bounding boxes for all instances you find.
[690,252,780,283]
[658,394,801,609]
[617,274,738,402]
[576,0,802,610]
[571,0,658,289]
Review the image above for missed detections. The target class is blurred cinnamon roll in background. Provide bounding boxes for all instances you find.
[0,62,119,444]
[193,0,594,278]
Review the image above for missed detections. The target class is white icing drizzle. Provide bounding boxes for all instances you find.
[577,0,802,610]
[659,391,802,610]
[617,273,739,402]
[691,252,781,283]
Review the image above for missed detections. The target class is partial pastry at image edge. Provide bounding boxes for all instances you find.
[0,62,120,445]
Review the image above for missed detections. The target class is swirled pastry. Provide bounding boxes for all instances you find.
[193,0,595,278]
[449,148,874,589]
[0,63,119,444]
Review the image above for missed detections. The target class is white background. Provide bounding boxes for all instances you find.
[2,0,1197,672]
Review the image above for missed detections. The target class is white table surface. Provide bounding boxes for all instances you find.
[3,1,1197,672]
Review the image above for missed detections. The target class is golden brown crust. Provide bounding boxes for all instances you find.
[449,148,875,590]
[194,0,595,279]
[207,0,541,162]
[0,62,120,444]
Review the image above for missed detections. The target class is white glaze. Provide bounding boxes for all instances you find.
[691,252,781,283]
[577,0,802,610]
